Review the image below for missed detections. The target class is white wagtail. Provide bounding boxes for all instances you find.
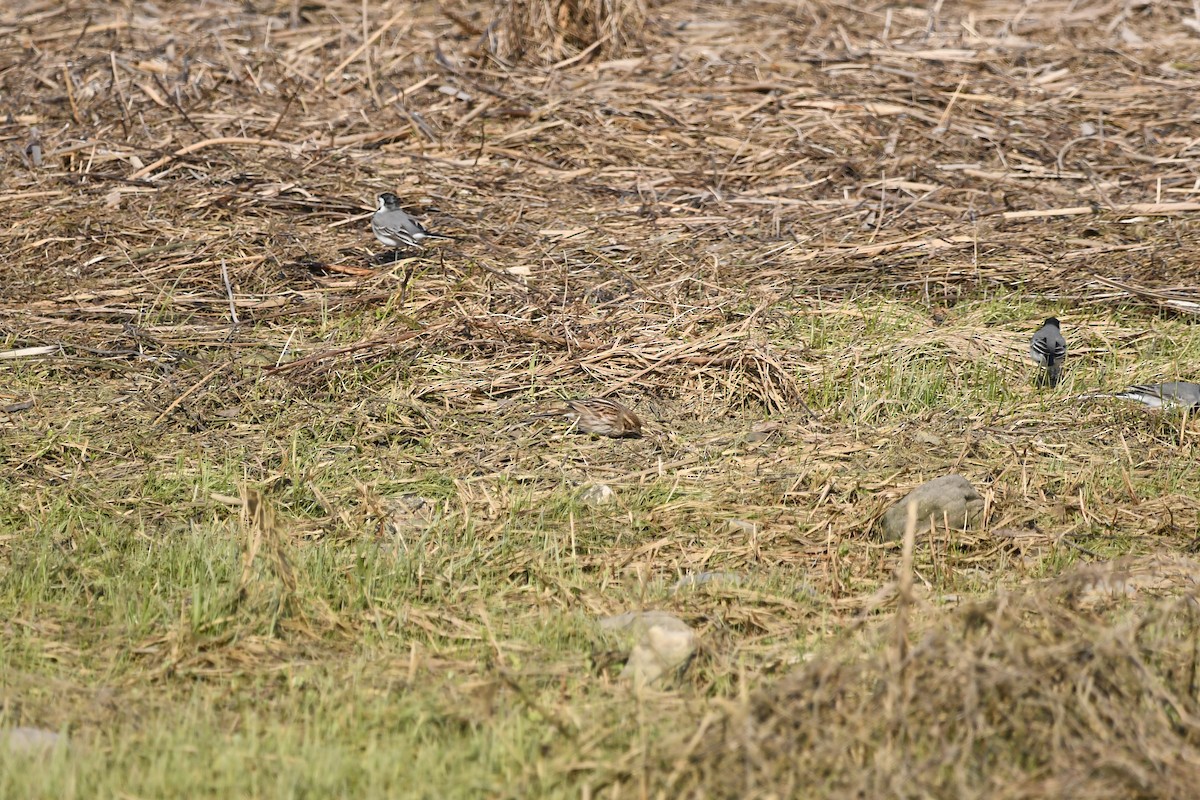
[1082,382,1200,410]
[1029,317,1067,387]
[371,192,456,250]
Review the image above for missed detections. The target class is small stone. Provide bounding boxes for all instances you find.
[579,484,616,506]
[724,518,759,536]
[599,611,697,687]
[1,727,64,756]
[880,474,984,541]
[383,494,438,535]
[672,571,742,592]
[745,421,783,443]
[912,429,943,446]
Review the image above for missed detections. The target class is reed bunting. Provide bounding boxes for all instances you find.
[537,398,642,438]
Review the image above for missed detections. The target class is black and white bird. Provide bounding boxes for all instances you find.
[1029,317,1067,387]
[371,192,456,250]
[1082,382,1200,410]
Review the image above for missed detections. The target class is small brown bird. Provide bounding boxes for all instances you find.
[536,398,642,439]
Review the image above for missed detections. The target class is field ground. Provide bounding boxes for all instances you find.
[3,0,1200,797]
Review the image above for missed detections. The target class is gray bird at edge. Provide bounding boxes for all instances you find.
[371,192,456,250]
[1029,317,1067,387]
[1081,382,1200,410]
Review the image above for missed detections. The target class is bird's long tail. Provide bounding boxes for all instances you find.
[1036,363,1062,388]
[1046,363,1062,387]
[1075,389,1160,406]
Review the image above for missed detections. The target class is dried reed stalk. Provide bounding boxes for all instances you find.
[479,0,650,63]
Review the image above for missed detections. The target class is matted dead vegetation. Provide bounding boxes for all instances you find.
[455,0,653,64]
[668,557,1200,799]
[3,0,1200,795]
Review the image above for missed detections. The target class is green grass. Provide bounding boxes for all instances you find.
[4,292,1200,797]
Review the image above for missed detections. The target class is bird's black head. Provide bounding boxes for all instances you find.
[1044,317,1060,328]
[376,192,401,211]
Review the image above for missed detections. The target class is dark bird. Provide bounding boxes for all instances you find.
[1029,317,1067,387]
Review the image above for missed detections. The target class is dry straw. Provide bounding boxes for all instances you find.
[3,0,1200,790]
[670,558,1200,799]
[461,0,651,64]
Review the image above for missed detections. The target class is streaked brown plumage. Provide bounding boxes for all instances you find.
[537,398,642,439]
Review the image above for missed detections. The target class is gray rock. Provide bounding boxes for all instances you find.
[724,518,759,536]
[599,611,697,687]
[745,421,783,443]
[912,429,943,446]
[579,484,616,506]
[880,474,984,541]
[1,727,64,756]
[384,494,437,533]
